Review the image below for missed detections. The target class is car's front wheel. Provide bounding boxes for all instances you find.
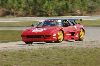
[56,31,64,43]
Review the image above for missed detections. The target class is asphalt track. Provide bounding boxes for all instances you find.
[84,27,100,41]
[0,27,100,51]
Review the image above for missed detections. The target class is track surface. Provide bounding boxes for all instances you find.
[0,16,100,22]
[0,27,100,51]
[84,27,100,41]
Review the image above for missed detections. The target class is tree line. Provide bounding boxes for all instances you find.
[0,0,100,17]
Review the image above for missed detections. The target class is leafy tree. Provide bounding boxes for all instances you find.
[0,0,99,16]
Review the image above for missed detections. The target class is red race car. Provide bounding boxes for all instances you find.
[21,19,85,44]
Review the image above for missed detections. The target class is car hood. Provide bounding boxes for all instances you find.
[22,26,60,35]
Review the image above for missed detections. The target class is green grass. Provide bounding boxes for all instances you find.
[0,48,100,66]
[78,20,100,27]
[0,21,37,27]
[0,30,21,42]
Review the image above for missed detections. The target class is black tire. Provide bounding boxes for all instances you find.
[46,41,52,43]
[25,42,32,44]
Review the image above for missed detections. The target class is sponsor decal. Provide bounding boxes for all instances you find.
[58,20,61,22]
[66,34,71,35]
[74,26,77,29]
[75,33,78,37]
[32,28,46,32]
[53,34,56,36]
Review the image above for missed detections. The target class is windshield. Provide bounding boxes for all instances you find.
[36,21,60,27]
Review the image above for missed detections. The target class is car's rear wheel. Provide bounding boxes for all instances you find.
[78,29,85,41]
[25,42,32,44]
[56,31,64,43]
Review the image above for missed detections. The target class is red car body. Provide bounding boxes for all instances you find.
[21,19,85,44]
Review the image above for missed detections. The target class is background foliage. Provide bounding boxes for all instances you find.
[0,0,100,16]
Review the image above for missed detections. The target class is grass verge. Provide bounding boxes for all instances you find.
[78,20,100,27]
[0,21,37,27]
[0,48,100,66]
[0,30,21,42]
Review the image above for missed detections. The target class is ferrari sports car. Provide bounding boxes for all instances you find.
[21,19,85,44]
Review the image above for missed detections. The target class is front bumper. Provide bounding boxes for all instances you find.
[21,35,57,42]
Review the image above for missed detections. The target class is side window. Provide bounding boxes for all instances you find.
[50,22,57,26]
[69,20,74,26]
[37,22,44,27]
[69,20,77,25]
[62,20,70,27]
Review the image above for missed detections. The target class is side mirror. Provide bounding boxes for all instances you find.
[78,23,80,24]
[31,24,34,27]
[80,19,82,21]
[78,19,83,24]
